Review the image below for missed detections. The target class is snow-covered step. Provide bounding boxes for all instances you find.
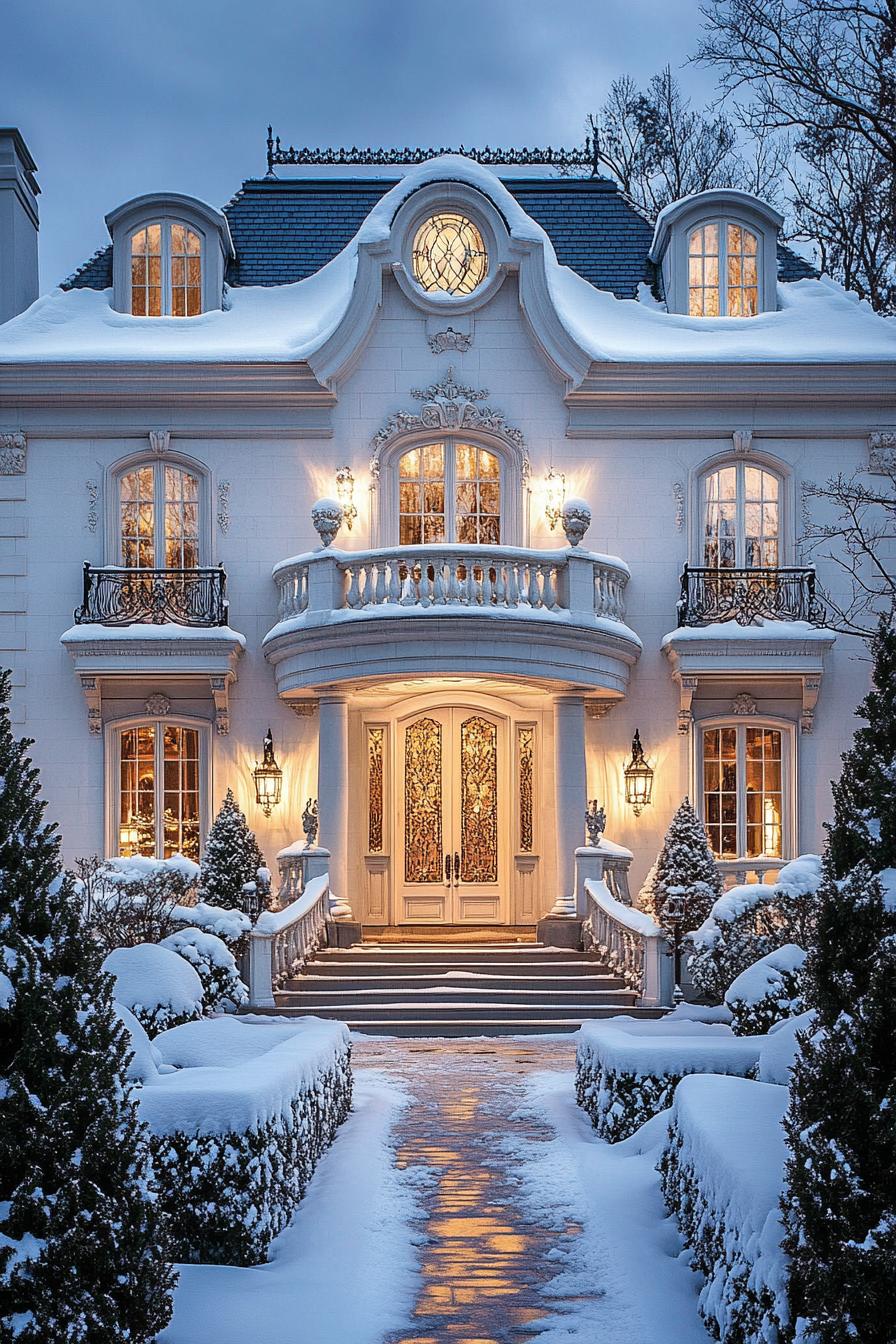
[282,973,628,993]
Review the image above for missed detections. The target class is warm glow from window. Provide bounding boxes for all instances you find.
[702,725,783,860]
[120,462,200,568]
[398,441,501,544]
[688,221,758,316]
[412,213,488,296]
[131,221,202,316]
[702,463,779,568]
[119,723,200,860]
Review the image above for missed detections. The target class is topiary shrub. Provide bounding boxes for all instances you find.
[198,790,268,912]
[103,943,204,1035]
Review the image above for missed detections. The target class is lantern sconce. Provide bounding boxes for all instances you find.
[624,730,655,816]
[253,728,283,817]
[544,466,566,531]
[335,466,357,530]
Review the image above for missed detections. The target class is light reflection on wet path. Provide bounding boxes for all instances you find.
[353,1037,593,1344]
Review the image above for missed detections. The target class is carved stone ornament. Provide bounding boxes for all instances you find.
[561,498,592,547]
[585,800,606,847]
[428,326,473,355]
[672,480,685,532]
[731,692,758,716]
[868,431,896,474]
[370,366,526,476]
[85,480,99,534]
[217,480,231,534]
[732,429,753,456]
[149,429,170,456]
[302,797,319,847]
[311,498,343,548]
[144,692,171,717]
[0,432,26,475]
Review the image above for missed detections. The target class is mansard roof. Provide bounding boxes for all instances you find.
[62,170,813,298]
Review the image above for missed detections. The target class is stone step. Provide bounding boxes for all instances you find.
[282,972,628,992]
[278,984,635,1004]
[306,951,606,973]
[267,1007,656,1035]
[271,999,637,1021]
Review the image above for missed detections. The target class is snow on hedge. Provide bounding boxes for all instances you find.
[660,1074,790,1344]
[160,927,248,1013]
[103,942,204,1035]
[758,1010,816,1086]
[172,899,251,946]
[138,1016,352,1265]
[112,1001,170,1083]
[725,944,807,1036]
[576,1016,763,1142]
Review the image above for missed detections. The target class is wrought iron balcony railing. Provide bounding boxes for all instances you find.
[677,565,826,628]
[74,564,229,627]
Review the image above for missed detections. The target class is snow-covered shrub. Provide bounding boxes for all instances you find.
[140,1017,353,1265]
[724,943,807,1037]
[112,1001,168,1083]
[575,1017,763,1142]
[103,943,204,1035]
[160,927,248,1013]
[82,854,200,951]
[198,789,268,912]
[641,798,722,937]
[171,899,251,952]
[659,1074,790,1344]
[757,1010,815,1086]
[689,854,822,1002]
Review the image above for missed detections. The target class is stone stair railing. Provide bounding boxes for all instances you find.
[273,543,630,625]
[583,877,673,1009]
[248,872,331,1009]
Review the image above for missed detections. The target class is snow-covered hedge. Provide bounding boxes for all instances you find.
[137,1016,352,1265]
[757,1010,815,1086]
[659,1074,790,1344]
[103,943,204,1035]
[171,900,251,949]
[689,855,822,1001]
[575,1014,763,1142]
[724,944,806,1036]
[160,927,248,1013]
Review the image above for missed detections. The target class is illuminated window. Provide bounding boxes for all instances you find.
[119,461,201,568]
[702,724,785,861]
[412,213,488,296]
[689,222,758,316]
[130,221,202,316]
[117,723,202,861]
[398,441,501,544]
[702,463,780,568]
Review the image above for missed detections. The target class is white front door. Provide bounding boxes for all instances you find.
[397,707,507,923]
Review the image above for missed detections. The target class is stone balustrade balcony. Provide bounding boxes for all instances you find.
[263,543,641,697]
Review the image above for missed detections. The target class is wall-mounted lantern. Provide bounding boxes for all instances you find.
[544,467,566,531]
[253,729,283,817]
[624,730,654,816]
[335,466,357,530]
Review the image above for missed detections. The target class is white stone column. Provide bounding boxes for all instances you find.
[551,694,587,916]
[317,695,349,906]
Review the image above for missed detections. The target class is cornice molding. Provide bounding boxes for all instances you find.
[0,361,335,410]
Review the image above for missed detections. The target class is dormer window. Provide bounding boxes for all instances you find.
[411,213,488,296]
[107,193,233,317]
[688,222,759,317]
[650,189,782,318]
[130,222,202,317]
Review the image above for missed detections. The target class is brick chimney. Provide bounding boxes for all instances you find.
[0,129,39,324]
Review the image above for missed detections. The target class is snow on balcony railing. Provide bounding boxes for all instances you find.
[583,877,673,1008]
[273,543,630,625]
[247,872,330,1009]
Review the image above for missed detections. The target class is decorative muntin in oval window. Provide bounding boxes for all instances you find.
[412,213,488,296]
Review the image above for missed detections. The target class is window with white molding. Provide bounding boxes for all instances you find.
[700,461,783,568]
[112,720,208,862]
[699,721,795,862]
[129,220,202,316]
[115,460,204,568]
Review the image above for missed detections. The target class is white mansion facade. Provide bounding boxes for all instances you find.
[0,127,894,925]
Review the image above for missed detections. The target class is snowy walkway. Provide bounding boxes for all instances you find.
[163,1037,707,1344]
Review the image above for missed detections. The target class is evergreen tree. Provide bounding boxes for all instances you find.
[636,855,660,920]
[0,668,174,1340]
[826,620,896,878]
[198,788,267,911]
[782,862,896,1342]
[650,797,723,935]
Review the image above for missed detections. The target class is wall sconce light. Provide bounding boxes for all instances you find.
[544,467,566,531]
[253,728,283,817]
[624,730,654,816]
[335,466,357,530]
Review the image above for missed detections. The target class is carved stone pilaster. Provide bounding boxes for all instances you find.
[0,432,26,475]
[210,676,230,735]
[677,675,699,734]
[79,675,102,735]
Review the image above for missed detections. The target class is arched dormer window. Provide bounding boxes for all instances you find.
[650,190,782,317]
[688,221,759,317]
[112,457,208,569]
[130,221,202,317]
[106,193,234,317]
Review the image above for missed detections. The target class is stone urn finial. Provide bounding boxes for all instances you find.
[311,498,343,548]
[561,498,591,547]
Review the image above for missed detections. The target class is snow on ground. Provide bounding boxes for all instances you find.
[501,1068,706,1344]
[160,1068,423,1344]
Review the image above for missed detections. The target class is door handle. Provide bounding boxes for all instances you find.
[453,851,460,884]
[444,853,452,885]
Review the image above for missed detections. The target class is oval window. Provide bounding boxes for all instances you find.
[411,213,488,296]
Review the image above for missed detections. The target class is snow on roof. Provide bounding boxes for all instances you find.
[0,155,893,367]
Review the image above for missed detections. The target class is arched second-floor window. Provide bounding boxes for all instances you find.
[688,222,759,317]
[118,461,201,569]
[398,440,502,545]
[701,462,781,569]
[130,221,202,316]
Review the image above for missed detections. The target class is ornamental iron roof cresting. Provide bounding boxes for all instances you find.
[265,127,600,176]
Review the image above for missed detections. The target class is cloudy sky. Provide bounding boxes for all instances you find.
[7,0,715,289]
